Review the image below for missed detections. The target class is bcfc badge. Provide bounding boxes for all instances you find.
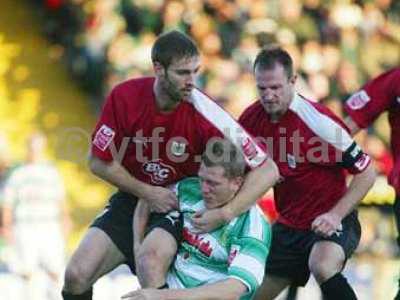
[171,141,186,157]
[287,154,296,169]
[346,90,370,110]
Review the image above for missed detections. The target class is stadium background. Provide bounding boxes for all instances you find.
[0,0,399,299]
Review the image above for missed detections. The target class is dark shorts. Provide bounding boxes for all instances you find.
[265,211,361,286]
[90,191,183,274]
[146,211,184,244]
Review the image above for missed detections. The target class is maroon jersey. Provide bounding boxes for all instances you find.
[91,77,266,187]
[344,68,400,193]
[240,94,370,229]
[92,78,266,186]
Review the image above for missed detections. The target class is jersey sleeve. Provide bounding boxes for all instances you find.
[344,68,400,128]
[190,89,268,169]
[300,103,371,174]
[91,88,126,161]
[227,207,271,298]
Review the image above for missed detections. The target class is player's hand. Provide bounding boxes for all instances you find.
[191,208,227,233]
[311,212,343,238]
[121,288,163,300]
[146,186,178,213]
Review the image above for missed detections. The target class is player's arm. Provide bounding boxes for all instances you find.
[330,162,375,218]
[121,278,247,300]
[89,155,177,212]
[312,140,376,237]
[0,203,13,243]
[192,157,279,231]
[223,157,279,220]
[0,172,17,243]
[90,87,177,212]
[313,163,375,237]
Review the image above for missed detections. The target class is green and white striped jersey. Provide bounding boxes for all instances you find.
[166,177,272,300]
[2,162,65,222]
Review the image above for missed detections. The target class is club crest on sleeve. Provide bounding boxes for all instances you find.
[346,90,370,110]
[93,124,115,151]
[241,137,257,160]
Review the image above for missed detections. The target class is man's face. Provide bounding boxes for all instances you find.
[255,63,296,120]
[198,163,242,209]
[158,56,200,102]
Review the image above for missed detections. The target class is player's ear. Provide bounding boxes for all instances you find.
[289,74,297,85]
[232,176,244,190]
[153,62,166,77]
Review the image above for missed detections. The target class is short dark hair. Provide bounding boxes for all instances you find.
[253,45,293,78]
[201,139,246,178]
[151,30,199,69]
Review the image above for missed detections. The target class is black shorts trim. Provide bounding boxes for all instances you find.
[265,211,361,286]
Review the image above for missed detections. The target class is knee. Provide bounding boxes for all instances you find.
[136,246,164,272]
[63,262,92,294]
[309,259,341,284]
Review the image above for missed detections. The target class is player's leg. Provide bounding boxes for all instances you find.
[256,222,311,300]
[62,227,125,298]
[309,211,361,300]
[254,275,291,300]
[308,240,356,300]
[62,191,137,300]
[135,211,182,288]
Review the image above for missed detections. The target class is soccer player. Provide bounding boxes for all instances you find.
[239,46,376,300]
[343,68,400,299]
[2,132,69,300]
[122,139,272,300]
[62,31,279,300]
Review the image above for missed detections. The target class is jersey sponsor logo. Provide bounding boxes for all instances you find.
[241,137,257,160]
[143,159,176,184]
[346,90,370,110]
[93,124,115,151]
[354,153,371,171]
[287,154,296,169]
[183,227,213,257]
[171,141,186,157]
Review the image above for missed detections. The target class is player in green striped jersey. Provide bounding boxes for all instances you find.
[123,139,272,300]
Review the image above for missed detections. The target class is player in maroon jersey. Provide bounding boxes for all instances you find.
[343,68,400,299]
[239,46,376,300]
[61,31,279,300]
